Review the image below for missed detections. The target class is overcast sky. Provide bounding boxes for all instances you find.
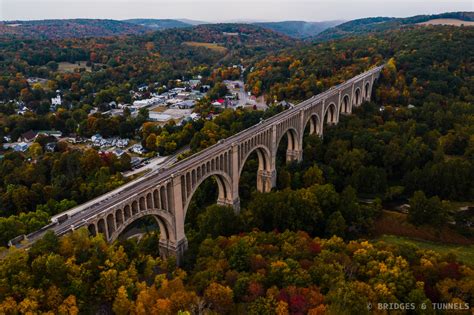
[1,0,472,22]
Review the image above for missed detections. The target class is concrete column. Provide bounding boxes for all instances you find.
[257,169,276,193]
[159,238,188,265]
[337,90,342,121]
[229,143,241,213]
[169,175,187,264]
[320,99,325,137]
[286,149,303,162]
[350,83,355,112]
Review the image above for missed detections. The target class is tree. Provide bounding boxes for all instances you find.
[204,282,234,314]
[197,205,242,239]
[302,165,324,187]
[145,133,157,151]
[113,286,132,315]
[29,142,43,159]
[325,211,346,238]
[408,191,447,227]
[58,295,79,315]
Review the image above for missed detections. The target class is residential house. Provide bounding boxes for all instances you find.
[18,130,37,143]
[13,142,30,152]
[51,93,62,109]
[129,144,146,155]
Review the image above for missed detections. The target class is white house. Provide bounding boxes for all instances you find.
[51,94,62,107]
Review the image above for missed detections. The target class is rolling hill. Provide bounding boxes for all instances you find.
[0,19,151,39]
[254,20,343,38]
[124,19,192,30]
[315,11,474,41]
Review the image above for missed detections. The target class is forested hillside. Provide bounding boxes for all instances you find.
[314,11,474,41]
[124,19,192,30]
[254,20,342,38]
[0,19,151,40]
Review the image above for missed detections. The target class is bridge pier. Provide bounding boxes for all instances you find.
[286,149,303,163]
[159,238,188,265]
[257,169,276,193]
[217,196,241,213]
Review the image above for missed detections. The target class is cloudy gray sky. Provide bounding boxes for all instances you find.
[1,0,472,22]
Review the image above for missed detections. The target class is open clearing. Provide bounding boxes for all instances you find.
[374,210,473,245]
[182,41,228,53]
[377,234,474,266]
[418,19,474,27]
[58,61,91,73]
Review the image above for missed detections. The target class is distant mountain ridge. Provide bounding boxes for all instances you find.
[0,19,150,39]
[1,12,472,41]
[254,20,343,38]
[315,11,474,41]
[124,19,192,30]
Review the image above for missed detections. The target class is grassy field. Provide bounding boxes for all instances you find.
[58,61,91,73]
[183,41,228,53]
[419,19,474,27]
[374,210,473,245]
[377,234,474,266]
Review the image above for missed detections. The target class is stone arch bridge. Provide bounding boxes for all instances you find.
[11,66,383,262]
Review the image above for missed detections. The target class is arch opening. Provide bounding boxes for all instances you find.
[341,95,350,114]
[365,82,371,100]
[183,171,233,225]
[115,214,167,243]
[239,145,272,202]
[88,224,96,237]
[304,114,320,137]
[276,128,300,166]
[116,209,124,227]
[354,88,361,106]
[97,219,107,238]
[275,128,300,189]
[324,103,338,125]
[106,214,115,239]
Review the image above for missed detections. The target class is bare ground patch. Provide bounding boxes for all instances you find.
[418,19,474,27]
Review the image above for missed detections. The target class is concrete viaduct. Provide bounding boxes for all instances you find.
[11,66,383,262]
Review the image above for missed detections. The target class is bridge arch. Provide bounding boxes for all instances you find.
[304,113,321,136]
[341,94,351,114]
[239,144,272,175]
[324,102,338,125]
[182,170,234,218]
[109,209,175,244]
[364,81,371,100]
[275,126,301,153]
[239,144,273,193]
[354,88,361,106]
[88,223,96,236]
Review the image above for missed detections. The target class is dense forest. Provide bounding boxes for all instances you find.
[0,17,473,314]
[1,228,472,314]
